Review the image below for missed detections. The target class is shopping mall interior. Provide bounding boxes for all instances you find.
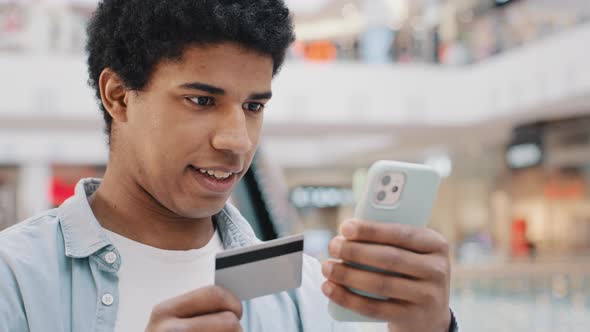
[1,0,590,330]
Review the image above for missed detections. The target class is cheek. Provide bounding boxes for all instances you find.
[126,108,180,179]
[138,100,184,152]
[242,119,262,166]
[247,116,263,146]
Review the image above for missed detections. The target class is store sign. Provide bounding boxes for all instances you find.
[290,187,355,209]
[543,181,585,199]
[506,143,543,170]
[50,177,77,207]
[506,124,544,170]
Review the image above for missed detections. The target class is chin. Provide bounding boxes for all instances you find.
[185,208,225,220]
[174,200,228,220]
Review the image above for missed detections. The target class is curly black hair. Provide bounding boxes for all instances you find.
[86,0,295,140]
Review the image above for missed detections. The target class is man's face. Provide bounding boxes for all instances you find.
[116,42,273,219]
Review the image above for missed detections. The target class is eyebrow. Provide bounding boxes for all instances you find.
[248,91,273,100]
[179,82,225,95]
[179,81,272,100]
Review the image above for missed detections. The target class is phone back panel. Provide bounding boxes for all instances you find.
[329,160,441,322]
[354,160,440,227]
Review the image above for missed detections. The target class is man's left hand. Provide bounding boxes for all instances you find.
[321,219,452,332]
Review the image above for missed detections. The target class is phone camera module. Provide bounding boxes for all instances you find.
[392,186,399,193]
[377,190,387,201]
[381,175,391,186]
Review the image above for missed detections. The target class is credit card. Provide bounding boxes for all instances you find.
[215,234,304,301]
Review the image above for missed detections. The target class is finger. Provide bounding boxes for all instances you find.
[154,286,243,319]
[328,236,434,279]
[322,281,408,321]
[321,260,428,303]
[341,220,449,254]
[168,311,243,332]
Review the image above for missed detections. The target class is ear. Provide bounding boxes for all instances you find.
[98,68,129,124]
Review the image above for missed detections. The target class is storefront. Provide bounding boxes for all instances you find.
[50,164,106,207]
[499,117,590,258]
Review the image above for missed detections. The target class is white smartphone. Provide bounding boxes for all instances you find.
[328,160,441,322]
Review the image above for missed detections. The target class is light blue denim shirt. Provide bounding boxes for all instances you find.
[0,179,381,332]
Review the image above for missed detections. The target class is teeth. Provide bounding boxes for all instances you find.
[197,168,232,180]
[214,170,231,179]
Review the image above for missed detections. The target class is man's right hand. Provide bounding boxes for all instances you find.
[145,286,243,332]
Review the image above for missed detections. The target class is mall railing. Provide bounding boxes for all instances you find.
[451,260,590,331]
[1,0,589,65]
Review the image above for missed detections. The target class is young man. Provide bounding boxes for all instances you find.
[0,1,457,331]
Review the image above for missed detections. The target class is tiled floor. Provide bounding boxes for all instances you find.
[451,294,589,331]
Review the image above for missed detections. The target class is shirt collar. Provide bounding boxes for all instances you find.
[58,178,259,258]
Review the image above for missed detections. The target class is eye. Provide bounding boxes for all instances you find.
[243,102,265,113]
[189,96,215,106]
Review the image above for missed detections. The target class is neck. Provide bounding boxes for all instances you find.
[89,166,215,251]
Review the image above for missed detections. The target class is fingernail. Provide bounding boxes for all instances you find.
[322,283,334,296]
[341,221,356,238]
[322,261,333,277]
[330,237,343,256]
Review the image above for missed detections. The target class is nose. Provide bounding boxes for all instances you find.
[211,108,254,154]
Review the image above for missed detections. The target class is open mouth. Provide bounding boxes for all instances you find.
[188,165,238,193]
[190,165,234,180]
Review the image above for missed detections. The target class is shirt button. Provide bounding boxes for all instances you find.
[102,293,114,306]
[104,252,118,264]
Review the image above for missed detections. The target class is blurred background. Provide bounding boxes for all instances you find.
[1,0,590,330]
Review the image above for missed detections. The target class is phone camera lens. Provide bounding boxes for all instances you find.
[381,176,391,186]
[392,186,399,193]
[377,191,386,201]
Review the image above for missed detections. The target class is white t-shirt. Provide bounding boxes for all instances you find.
[103,228,224,332]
